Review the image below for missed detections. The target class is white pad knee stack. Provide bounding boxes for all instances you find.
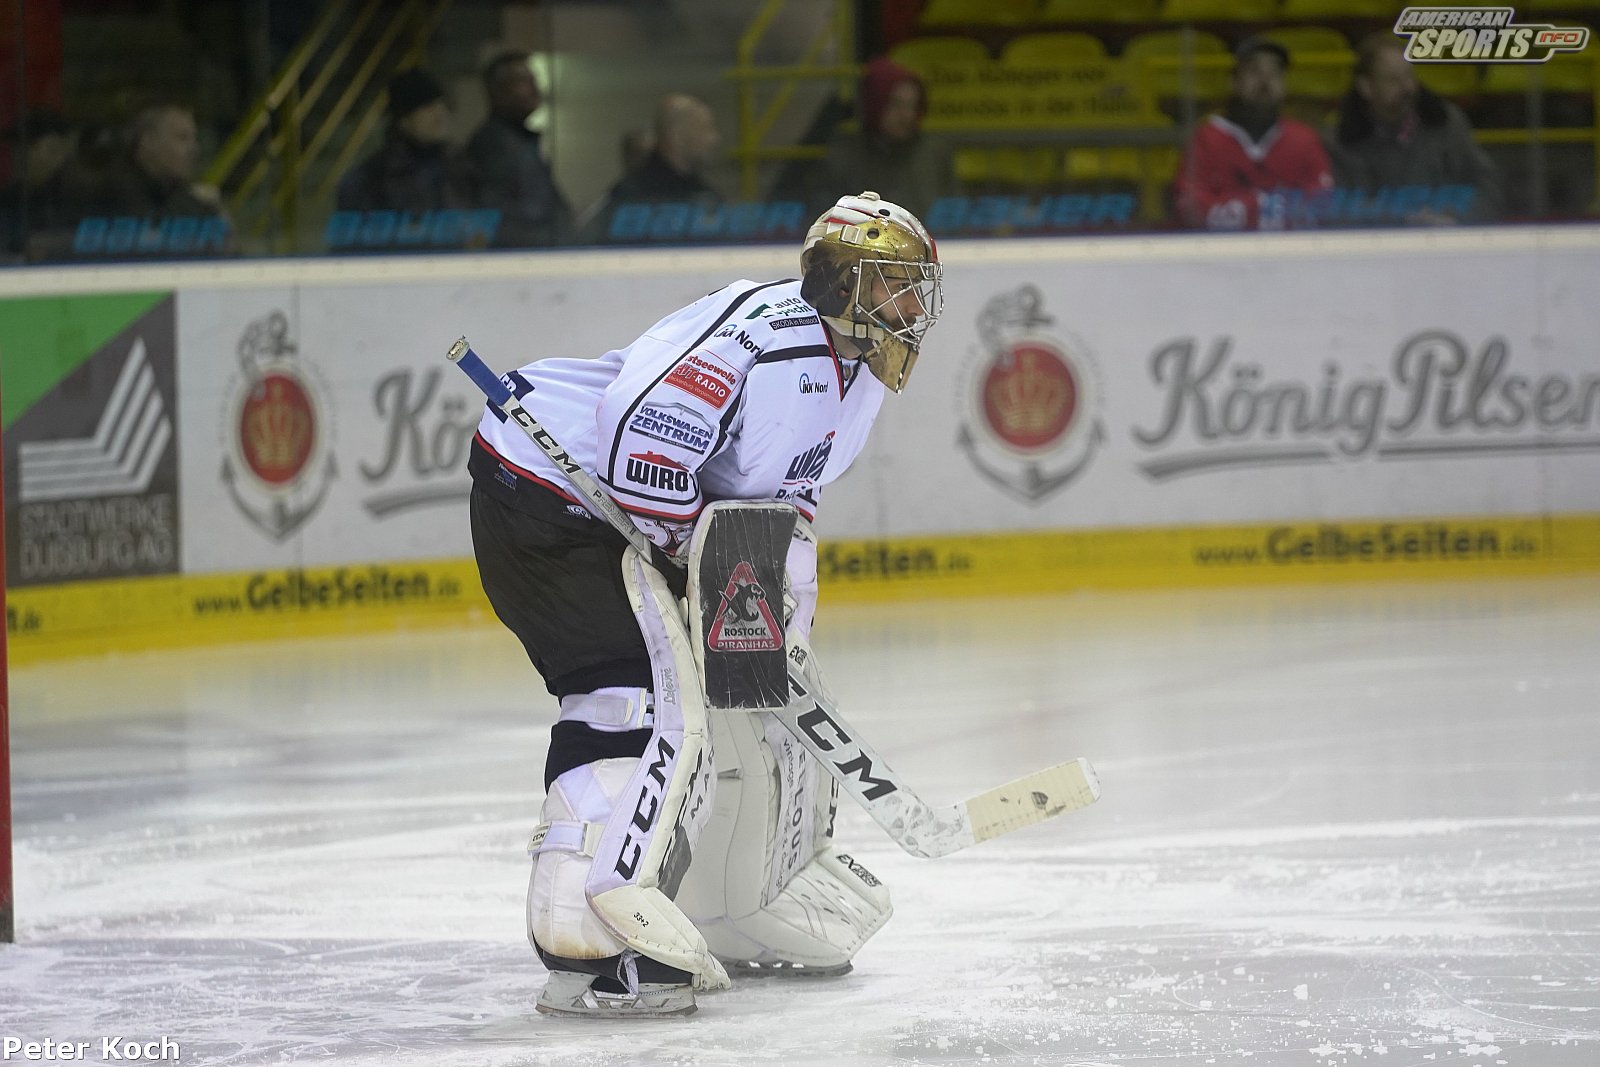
[523,549,731,992]
[675,707,892,971]
[527,755,638,963]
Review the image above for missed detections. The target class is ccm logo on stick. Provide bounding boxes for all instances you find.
[796,705,898,800]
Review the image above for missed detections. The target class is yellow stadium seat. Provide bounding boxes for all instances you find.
[1122,29,1232,100]
[955,147,1060,185]
[1147,144,1182,180]
[1065,144,1182,181]
[1481,51,1597,94]
[1163,0,1278,21]
[1260,27,1353,99]
[1279,0,1397,16]
[888,35,992,77]
[919,0,1039,27]
[954,148,992,183]
[1040,0,1160,20]
[1002,32,1108,64]
[1064,146,1142,181]
[993,146,1063,183]
[1411,63,1481,97]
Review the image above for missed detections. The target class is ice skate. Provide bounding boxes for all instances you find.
[720,957,853,978]
[535,970,697,1017]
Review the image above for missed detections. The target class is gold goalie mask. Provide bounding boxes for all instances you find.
[800,191,943,393]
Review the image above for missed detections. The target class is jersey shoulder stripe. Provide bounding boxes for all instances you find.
[755,342,833,365]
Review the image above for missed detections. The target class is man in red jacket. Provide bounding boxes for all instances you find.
[1174,37,1333,231]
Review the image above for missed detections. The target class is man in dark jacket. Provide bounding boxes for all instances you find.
[608,94,722,205]
[1328,34,1501,224]
[581,94,722,241]
[0,109,77,260]
[61,99,235,259]
[98,101,227,219]
[463,51,572,247]
[337,68,470,216]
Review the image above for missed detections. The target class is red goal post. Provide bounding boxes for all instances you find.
[1,401,11,943]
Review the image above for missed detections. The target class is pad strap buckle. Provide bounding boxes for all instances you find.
[528,819,604,858]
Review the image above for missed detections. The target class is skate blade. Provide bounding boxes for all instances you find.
[723,959,853,979]
[536,977,697,1018]
[535,999,698,1018]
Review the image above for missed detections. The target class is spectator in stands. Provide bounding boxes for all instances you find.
[463,51,572,247]
[337,68,471,216]
[620,127,653,175]
[580,93,722,242]
[1326,34,1501,224]
[808,56,955,220]
[0,109,78,261]
[98,100,228,221]
[1173,37,1333,230]
[612,93,722,204]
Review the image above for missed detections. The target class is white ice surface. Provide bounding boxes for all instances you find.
[3,576,1599,1065]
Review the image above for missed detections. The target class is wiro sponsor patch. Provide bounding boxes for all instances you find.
[624,450,693,495]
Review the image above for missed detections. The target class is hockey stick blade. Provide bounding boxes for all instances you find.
[781,659,1101,858]
[963,757,1101,848]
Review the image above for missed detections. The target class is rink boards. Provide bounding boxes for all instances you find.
[4,228,1599,659]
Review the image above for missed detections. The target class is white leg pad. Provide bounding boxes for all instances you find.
[696,848,893,969]
[676,707,892,970]
[582,549,729,990]
[527,758,635,963]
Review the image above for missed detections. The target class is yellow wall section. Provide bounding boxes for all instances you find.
[10,513,1600,663]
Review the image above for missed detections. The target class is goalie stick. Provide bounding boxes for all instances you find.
[448,337,1101,858]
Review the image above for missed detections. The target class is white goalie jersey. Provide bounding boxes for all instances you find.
[472,278,886,551]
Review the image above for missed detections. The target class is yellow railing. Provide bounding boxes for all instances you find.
[727,0,859,199]
[204,0,453,251]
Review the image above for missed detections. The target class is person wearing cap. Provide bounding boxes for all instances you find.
[336,67,472,220]
[807,56,956,220]
[1173,36,1334,230]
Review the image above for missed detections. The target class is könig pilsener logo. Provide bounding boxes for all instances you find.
[221,310,337,541]
[957,285,1104,503]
